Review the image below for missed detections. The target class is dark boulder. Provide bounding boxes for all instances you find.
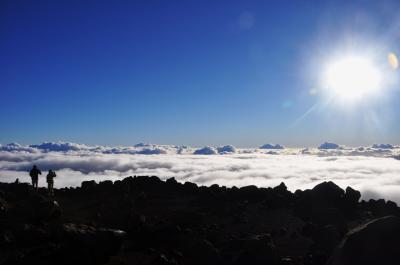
[235,185,265,202]
[2,178,400,265]
[165,177,182,194]
[56,223,127,265]
[209,184,220,193]
[121,176,134,184]
[0,197,8,217]
[98,180,113,189]
[295,183,347,228]
[385,200,399,214]
[14,223,52,247]
[183,181,198,193]
[166,177,178,185]
[342,186,362,218]
[311,181,344,206]
[279,257,295,265]
[10,193,61,222]
[313,207,346,228]
[328,216,400,265]
[134,175,162,186]
[182,239,221,265]
[81,180,97,191]
[311,225,342,253]
[232,234,279,265]
[0,229,15,245]
[344,186,361,204]
[273,182,287,193]
[365,199,399,216]
[153,253,179,265]
[142,224,183,249]
[36,200,61,220]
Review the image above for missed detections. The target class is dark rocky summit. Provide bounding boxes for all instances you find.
[0,177,399,265]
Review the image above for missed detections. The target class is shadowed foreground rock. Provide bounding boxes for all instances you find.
[327,216,400,265]
[0,177,399,265]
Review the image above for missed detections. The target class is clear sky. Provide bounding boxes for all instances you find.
[1,0,400,147]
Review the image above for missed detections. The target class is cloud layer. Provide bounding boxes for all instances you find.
[1,142,400,203]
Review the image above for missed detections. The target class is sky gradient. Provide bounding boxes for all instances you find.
[1,0,400,147]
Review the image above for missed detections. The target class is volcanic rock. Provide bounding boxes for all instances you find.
[0,178,399,265]
[328,216,400,265]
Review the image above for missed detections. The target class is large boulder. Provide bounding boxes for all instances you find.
[344,186,361,204]
[183,181,198,193]
[328,216,400,265]
[342,186,361,217]
[363,199,400,217]
[81,180,97,191]
[295,182,346,227]
[98,180,113,189]
[236,185,263,202]
[311,181,344,205]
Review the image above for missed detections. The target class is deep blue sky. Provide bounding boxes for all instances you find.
[1,0,400,147]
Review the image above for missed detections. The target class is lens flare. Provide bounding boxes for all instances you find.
[388,52,398,70]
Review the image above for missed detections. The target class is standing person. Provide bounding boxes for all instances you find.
[46,169,56,196]
[29,165,41,190]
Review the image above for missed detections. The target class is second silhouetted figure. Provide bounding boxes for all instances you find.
[47,169,56,196]
[29,165,41,190]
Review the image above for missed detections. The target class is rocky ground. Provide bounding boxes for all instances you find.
[1,176,400,265]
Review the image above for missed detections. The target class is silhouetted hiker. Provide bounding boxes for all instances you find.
[46,169,56,196]
[29,165,41,190]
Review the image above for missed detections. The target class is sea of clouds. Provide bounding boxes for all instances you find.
[1,141,400,202]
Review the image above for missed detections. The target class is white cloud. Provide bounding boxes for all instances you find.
[30,141,91,152]
[0,143,38,153]
[1,142,400,203]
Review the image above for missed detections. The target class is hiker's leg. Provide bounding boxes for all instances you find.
[49,182,53,195]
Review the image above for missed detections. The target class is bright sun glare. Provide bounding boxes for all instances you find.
[324,56,382,101]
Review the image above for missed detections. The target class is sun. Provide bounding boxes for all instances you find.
[323,55,382,101]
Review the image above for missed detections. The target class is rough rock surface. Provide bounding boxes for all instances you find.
[0,178,399,265]
[327,216,400,265]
